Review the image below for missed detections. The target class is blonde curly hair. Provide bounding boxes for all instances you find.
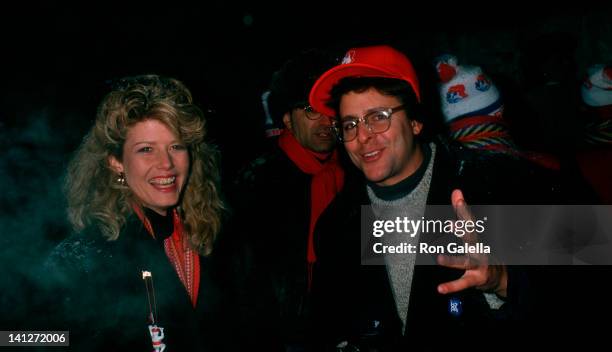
[65,74,224,255]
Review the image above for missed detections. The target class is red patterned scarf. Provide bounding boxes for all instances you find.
[134,207,200,307]
[450,115,560,170]
[582,106,612,145]
[278,130,344,290]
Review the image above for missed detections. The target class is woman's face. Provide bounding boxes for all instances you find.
[109,119,190,215]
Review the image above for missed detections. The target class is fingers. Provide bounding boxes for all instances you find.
[451,189,464,208]
[437,190,499,295]
[451,189,474,222]
[437,274,481,295]
[436,262,508,296]
[451,189,479,243]
[437,254,480,270]
[480,265,508,297]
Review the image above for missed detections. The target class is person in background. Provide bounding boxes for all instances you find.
[576,63,612,203]
[434,53,560,171]
[230,48,343,351]
[432,54,566,205]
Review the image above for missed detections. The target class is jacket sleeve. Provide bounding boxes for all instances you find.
[39,235,135,350]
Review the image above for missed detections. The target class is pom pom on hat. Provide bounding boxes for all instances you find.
[436,54,458,83]
[581,64,612,107]
[435,54,502,122]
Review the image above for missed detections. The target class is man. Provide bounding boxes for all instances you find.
[308,45,533,349]
[230,48,344,350]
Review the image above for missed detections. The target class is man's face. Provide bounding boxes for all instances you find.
[283,106,336,153]
[339,88,423,186]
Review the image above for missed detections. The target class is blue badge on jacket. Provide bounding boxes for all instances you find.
[448,297,463,317]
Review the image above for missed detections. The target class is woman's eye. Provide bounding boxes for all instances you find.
[137,146,153,153]
[171,144,186,151]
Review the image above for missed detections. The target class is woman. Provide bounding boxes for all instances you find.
[45,75,234,351]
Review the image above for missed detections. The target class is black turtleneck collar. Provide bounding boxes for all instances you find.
[143,207,174,243]
[367,143,431,201]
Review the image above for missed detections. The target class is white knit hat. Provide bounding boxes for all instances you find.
[435,54,502,122]
[581,64,612,107]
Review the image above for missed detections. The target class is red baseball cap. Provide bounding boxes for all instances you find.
[309,45,421,117]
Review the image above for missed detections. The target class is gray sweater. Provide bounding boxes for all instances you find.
[367,143,436,332]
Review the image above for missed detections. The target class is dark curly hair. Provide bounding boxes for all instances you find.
[267,48,338,125]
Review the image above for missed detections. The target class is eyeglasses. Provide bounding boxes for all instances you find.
[302,105,327,120]
[337,105,405,142]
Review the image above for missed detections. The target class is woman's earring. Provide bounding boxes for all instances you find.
[116,172,126,186]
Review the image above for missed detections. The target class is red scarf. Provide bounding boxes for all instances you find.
[450,115,560,170]
[134,206,200,307]
[278,130,344,290]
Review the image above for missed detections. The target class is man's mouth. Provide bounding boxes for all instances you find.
[315,127,335,139]
[149,176,177,187]
[361,149,383,162]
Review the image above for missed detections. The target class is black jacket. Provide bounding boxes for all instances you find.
[229,147,342,348]
[42,213,259,351]
[312,141,560,350]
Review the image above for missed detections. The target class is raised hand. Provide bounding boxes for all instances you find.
[436,189,507,297]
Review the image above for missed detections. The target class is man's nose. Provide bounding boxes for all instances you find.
[319,115,334,126]
[356,121,373,143]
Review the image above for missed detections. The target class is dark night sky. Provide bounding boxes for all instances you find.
[4,1,610,167]
[2,3,612,219]
[1,1,611,326]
